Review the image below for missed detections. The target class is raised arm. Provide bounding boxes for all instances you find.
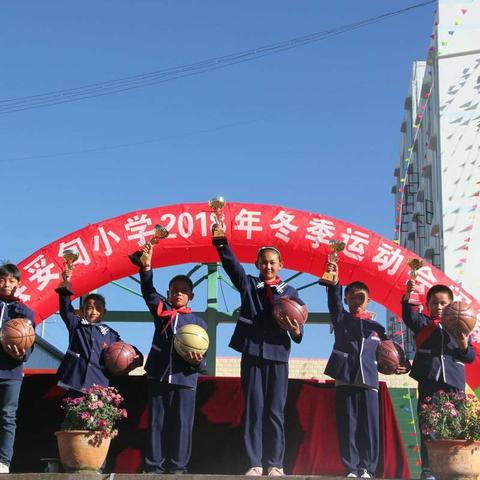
[55,286,80,332]
[215,244,248,292]
[139,269,163,317]
[326,283,345,327]
[401,299,427,333]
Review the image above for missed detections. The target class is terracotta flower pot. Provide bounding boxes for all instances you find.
[426,439,480,480]
[55,430,111,472]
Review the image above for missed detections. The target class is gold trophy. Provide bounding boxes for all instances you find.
[58,249,79,295]
[128,224,169,267]
[209,196,227,246]
[320,240,345,285]
[406,258,424,305]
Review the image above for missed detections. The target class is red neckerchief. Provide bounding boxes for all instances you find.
[263,276,282,305]
[0,294,22,304]
[416,316,441,349]
[351,311,372,320]
[156,300,192,335]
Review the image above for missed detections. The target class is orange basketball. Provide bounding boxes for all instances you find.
[441,301,478,337]
[376,340,406,375]
[272,296,308,326]
[0,318,35,352]
[104,342,137,375]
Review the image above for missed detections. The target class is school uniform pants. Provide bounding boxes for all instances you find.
[417,380,460,470]
[144,381,196,474]
[240,354,288,469]
[335,385,379,475]
[0,379,22,467]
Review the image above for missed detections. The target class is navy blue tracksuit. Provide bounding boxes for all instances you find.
[140,269,207,474]
[0,297,34,467]
[402,300,476,469]
[56,287,121,393]
[216,244,304,469]
[324,283,386,476]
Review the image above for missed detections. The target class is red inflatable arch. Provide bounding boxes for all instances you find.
[17,202,480,388]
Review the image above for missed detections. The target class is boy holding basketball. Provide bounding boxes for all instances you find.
[0,263,35,473]
[321,262,407,479]
[139,243,207,474]
[402,282,476,480]
[55,271,142,394]
[213,228,304,476]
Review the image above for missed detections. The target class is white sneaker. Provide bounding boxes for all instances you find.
[346,473,358,479]
[246,467,263,476]
[267,467,285,476]
[360,470,373,479]
[0,463,9,474]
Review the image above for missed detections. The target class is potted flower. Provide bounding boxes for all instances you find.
[419,390,480,479]
[55,385,127,472]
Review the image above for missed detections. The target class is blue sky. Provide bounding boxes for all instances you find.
[1,1,436,358]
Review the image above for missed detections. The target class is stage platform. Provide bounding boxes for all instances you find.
[12,375,410,479]
[2,476,406,480]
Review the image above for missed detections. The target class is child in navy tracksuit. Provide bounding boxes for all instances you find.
[55,272,142,394]
[139,243,207,474]
[322,262,407,479]
[0,263,35,474]
[402,282,475,480]
[214,238,304,477]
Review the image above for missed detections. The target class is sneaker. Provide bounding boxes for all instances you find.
[420,469,437,480]
[0,463,9,474]
[267,467,284,476]
[346,473,358,478]
[360,470,374,479]
[245,467,263,476]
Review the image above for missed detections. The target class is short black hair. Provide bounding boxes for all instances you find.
[257,246,282,262]
[426,284,453,303]
[169,275,194,292]
[0,263,21,281]
[82,293,107,311]
[345,281,369,297]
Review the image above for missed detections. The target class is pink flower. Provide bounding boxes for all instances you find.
[97,420,108,428]
[122,409,128,418]
[81,412,91,420]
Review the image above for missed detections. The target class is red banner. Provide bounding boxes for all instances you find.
[17,202,480,387]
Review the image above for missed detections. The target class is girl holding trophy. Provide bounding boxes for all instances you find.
[210,198,305,477]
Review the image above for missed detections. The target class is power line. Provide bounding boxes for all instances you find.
[0,1,434,115]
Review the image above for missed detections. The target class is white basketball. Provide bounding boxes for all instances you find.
[174,324,209,356]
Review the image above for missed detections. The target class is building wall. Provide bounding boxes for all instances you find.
[389,0,480,355]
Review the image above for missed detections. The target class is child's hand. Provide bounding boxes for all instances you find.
[141,243,153,268]
[406,279,416,293]
[395,360,412,375]
[130,354,144,370]
[183,351,203,366]
[455,331,469,351]
[325,262,339,284]
[326,262,338,274]
[5,344,26,360]
[277,316,301,337]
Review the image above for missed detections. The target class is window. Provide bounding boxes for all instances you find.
[425,199,434,224]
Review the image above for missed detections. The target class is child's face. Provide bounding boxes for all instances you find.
[257,250,283,281]
[82,298,105,323]
[0,274,20,298]
[345,288,370,314]
[168,280,193,309]
[427,292,451,318]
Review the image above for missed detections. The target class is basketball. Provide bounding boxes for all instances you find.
[0,318,35,352]
[174,324,209,357]
[376,340,406,375]
[104,342,137,375]
[441,301,478,337]
[272,296,308,326]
